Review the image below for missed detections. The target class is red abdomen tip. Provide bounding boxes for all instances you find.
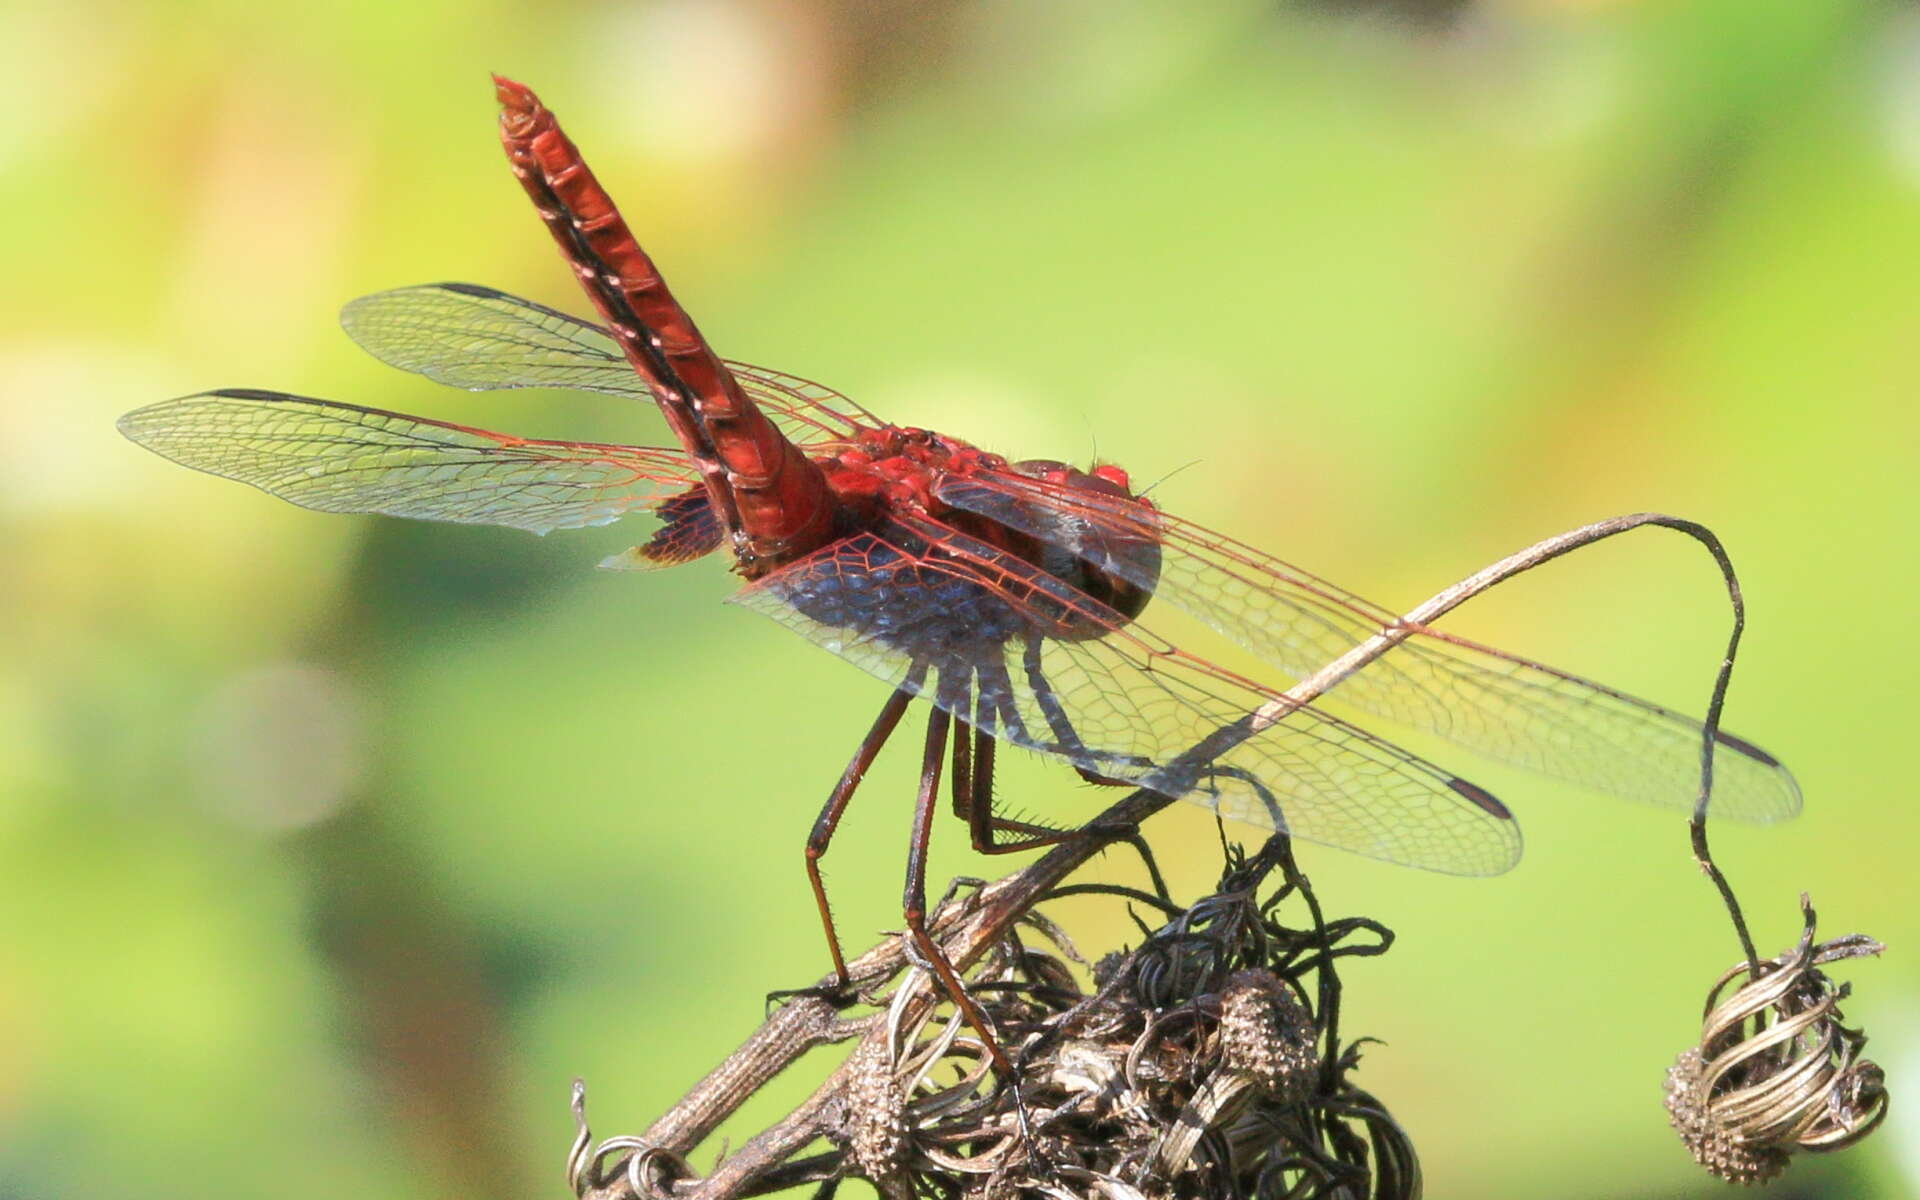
[492,74,538,120]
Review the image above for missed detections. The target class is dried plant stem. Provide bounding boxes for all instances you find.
[581,512,1752,1200]
[1388,512,1762,971]
[639,994,859,1158]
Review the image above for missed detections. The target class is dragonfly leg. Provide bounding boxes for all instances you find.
[806,684,916,987]
[968,653,1167,890]
[949,716,974,820]
[952,677,1075,853]
[961,723,1170,897]
[1072,764,1137,788]
[961,726,1073,854]
[902,705,1016,1077]
[1014,637,1152,785]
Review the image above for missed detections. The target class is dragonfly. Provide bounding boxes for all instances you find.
[120,78,1800,1070]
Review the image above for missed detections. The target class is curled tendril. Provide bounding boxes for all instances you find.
[567,1080,691,1200]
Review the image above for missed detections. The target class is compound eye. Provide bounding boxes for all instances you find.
[1089,463,1132,494]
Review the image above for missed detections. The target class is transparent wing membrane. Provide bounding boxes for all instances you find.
[339,283,873,441]
[118,389,704,537]
[935,470,1799,824]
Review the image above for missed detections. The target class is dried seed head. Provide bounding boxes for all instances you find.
[843,1034,910,1181]
[1665,896,1888,1185]
[811,837,1412,1198]
[1664,1047,1790,1185]
[1218,969,1318,1102]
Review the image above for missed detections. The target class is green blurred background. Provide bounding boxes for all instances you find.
[4,0,1917,1195]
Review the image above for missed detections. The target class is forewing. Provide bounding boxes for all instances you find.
[730,518,1520,875]
[339,283,870,440]
[935,470,1799,824]
[119,389,705,537]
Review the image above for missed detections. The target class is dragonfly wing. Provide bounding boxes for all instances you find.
[339,283,868,441]
[118,389,709,540]
[731,518,1521,876]
[600,486,726,570]
[341,282,645,396]
[727,361,878,438]
[935,470,1800,824]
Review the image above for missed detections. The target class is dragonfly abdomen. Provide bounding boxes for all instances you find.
[494,76,838,577]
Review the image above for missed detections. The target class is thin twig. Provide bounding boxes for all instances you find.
[1391,513,1761,970]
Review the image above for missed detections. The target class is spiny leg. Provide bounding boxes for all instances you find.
[805,681,917,986]
[979,653,1170,896]
[961,716,1077,854]
[946,665,1072,854]
[950,715,974,820]
[902,705,1016,1077]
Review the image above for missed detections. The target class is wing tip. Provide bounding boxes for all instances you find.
[118,390,285,442]
[1462,805,1524,877]
[1713,728,1781,768]
[1717,781,1805,826]
[338,282,480,334]
[1710,730,1805,824]
[437,281,504,300]
[1448,775,1513,821]
[114,405,149,438]
[205,387,298,404]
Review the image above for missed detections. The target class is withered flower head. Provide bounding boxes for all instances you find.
[826,837,1419,1200]
[1665,895,1888,1185]
[845,1033,912,1182]
[1217,969,1317,1102]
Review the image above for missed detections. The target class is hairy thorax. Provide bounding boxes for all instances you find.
[815,425,1162,640]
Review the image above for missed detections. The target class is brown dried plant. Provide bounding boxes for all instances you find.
[572,834,1417,1200]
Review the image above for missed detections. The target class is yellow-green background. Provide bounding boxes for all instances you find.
[4,1,1915,1196]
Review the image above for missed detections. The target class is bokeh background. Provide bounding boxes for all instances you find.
[4,0,1917,1196]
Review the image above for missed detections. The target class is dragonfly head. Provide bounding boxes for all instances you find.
[1011,459,1153,509]
[1007,459,1162,625]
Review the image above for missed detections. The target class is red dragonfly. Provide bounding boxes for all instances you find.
[121,79,1799,1066]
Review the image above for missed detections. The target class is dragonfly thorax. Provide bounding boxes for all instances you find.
[822,425,1004,517]
[807,431,1163,638]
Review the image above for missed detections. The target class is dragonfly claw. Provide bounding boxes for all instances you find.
[764,980,860,1018]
